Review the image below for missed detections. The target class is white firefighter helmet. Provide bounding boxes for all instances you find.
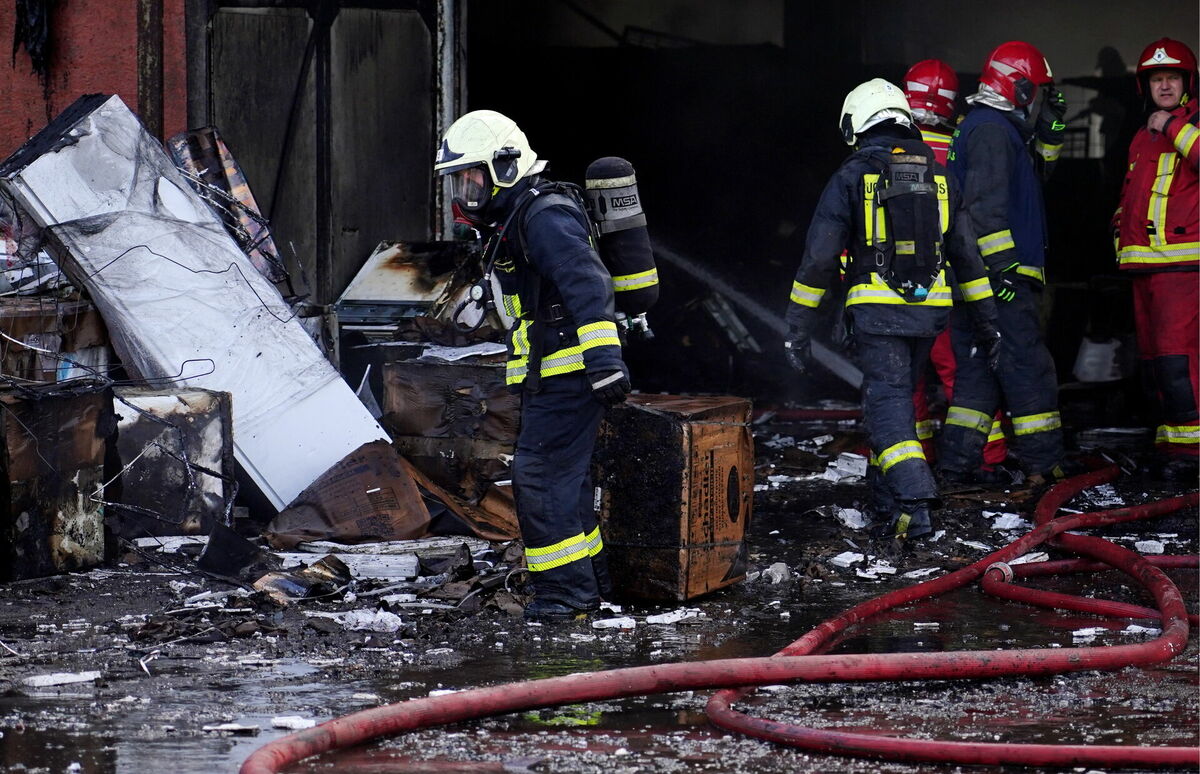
[434,109,540,187]
[839,78,913,145]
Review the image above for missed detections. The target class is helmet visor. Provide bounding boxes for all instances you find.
[449,166,489,211]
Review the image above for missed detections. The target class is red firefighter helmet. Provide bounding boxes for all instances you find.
[979,41,1053,107]
[1135,37,1197,97]
[903,59,959,124]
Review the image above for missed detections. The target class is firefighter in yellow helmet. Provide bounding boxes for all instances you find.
[784,79,1000,542]
[435,110,628,620]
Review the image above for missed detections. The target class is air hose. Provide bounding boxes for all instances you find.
[242,466,1199,773]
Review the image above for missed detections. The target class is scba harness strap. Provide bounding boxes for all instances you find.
[858,142,948,302]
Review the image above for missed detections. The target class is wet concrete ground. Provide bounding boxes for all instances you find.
[0,416,1196,773]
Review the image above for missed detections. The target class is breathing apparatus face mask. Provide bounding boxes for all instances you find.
[449,166,492,220]
[1023,83,1055,130]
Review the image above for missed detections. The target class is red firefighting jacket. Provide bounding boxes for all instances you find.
[1114,101,1200,271]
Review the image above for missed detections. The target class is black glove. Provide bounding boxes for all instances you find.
[1036,88,1067,146]
[590,369,631,407]
[971,322,1002,372]
[783,328,812,374]
[990,263,1019,302]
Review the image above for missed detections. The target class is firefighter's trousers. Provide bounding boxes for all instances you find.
[1133,271,1199,457]
[513,372,612,609]
[858,331,939,507]
[940,278,1063,475]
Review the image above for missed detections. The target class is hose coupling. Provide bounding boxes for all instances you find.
[985,561,1014,583]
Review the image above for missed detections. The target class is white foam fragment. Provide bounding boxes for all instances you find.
[836,507,869,529]
[592,616,637,630]
[22,671,102,688]
[1121,625,1162,636]
[902,567,941,579]
[987,512,1032,531]
[830,551,865,568]
[913,622,940,630]
[1072,627,1106,641]
[338,609,404,633]
[202,723,259,735]
[762,562,791,584]
[271,716,316,730]
[956,538,993,551]
[646,608,705,625]
[1009,552,1049,565]
[1134,540,1165,555]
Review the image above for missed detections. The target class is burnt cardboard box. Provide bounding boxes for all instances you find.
[0,388,112,582]
[110,387,235,538]
[593,394,753,601]
[380,359,518,500]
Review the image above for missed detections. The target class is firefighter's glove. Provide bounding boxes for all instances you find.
[1036,89,1068,146]
[590,369,631,407]
[990,264,1019,302]
[972,323,1003,372]
[783,329,813,374]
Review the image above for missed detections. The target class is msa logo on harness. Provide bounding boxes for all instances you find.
[863,142,947,302]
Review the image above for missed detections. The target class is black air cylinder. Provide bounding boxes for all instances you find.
[584,156,658,314]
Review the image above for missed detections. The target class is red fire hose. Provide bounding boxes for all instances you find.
[242,467,1199,773]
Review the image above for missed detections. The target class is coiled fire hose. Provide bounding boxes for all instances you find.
[242,465,1198,773]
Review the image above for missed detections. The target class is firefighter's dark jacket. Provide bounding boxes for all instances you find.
[786,128,998,339]
[491,177,624,388]
[947,105,1049,280]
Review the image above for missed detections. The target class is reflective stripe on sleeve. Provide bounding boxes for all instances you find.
[960,276,994,301]
[526,533,590,572]
[790,281,826,308]
[577,320,621,351]
[946,406,992,435]
[1015,265,1045,283]
[1011,411,1062,437]
[1175,122,1199,159]
[977,229,1016,257]
[1035,140,1062,162]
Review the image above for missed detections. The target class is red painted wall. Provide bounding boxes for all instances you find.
[0,0,187,157]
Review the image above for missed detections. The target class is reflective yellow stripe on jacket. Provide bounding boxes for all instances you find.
[1148,152,1178,250]
[505,320,621,386]
[846,270,953,307]
[1118,241,1200,266]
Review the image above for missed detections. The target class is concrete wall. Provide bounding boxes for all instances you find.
[0,0,188,156]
